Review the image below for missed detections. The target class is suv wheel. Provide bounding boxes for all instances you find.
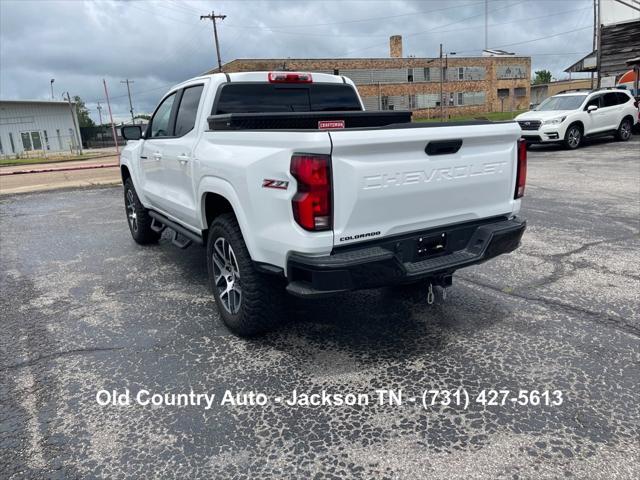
[615,118,632,141]
[564,124,582,150]
[206,213,285,336]
[123,178,161,244]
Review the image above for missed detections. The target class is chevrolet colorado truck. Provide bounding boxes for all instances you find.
[119,71,526,336]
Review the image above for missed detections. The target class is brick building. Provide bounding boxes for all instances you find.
[211,35,531,119]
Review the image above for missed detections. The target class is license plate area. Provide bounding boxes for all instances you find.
[417,233,447,258]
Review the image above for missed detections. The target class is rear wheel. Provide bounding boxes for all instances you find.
[563,124,582,150]
[123,178,160,244]
[615,118,633,141]
[206,213,286,336]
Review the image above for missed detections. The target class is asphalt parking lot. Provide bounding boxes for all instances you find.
[1,137,639,479]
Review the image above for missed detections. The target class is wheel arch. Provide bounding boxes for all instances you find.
[566,120,584,133]
[198,178,258,261]
[620,114,635,127]
[121,164,131,183]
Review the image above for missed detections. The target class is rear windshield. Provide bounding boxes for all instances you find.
[214,83,363,114]
[535,94,587,111]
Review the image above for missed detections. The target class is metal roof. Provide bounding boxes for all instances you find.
[0,99,75,105]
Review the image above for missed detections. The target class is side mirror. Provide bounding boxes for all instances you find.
[587,105,598,113]
[121,125,142,140]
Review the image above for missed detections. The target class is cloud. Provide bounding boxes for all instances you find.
[0,0,594,122]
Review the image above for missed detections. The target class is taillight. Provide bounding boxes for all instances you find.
[268,72,313,83]
[290,154,332,231]
[515,139,527,199]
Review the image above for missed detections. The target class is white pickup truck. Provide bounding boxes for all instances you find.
[120,71,527,336]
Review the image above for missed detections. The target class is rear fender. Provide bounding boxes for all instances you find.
[198,176,258,261]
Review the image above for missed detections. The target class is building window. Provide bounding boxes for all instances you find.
[0,137,3,155]
[69,128,76,148]
[9,133,16,153]
[21,132,32,151]
[31,131,42,150]
[457,92,464,105]
[514,87,526,97]
[497,88,510,98]
[449,92,455,106]
[56,129,62,150]
[496,65,526,79]
[407,68,414,82]
[424,67,430,82]
[408,94,417,109]
[43,130,50,150]
[381,96,389,110]
[458,67,464,80]
[333,69,339,75]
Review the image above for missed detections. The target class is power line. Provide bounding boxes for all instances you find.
[221,5,591,39]
[223,1,483,29]
[456,24,592,54]
[344,0,527,56]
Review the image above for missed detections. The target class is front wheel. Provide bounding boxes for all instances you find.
[123,178,160,245]
[206,213,286,336]
[563,124,582,150]
[615,118,633,141]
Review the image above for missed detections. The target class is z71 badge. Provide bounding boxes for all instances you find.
[262,179,289,190]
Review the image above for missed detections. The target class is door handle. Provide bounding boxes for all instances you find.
[177,154,190,165]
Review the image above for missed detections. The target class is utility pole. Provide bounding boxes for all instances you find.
[103,79,119,155]
[200,11,226,72]
[440,43,444,121]
[65,92,83,155]
[596,0,603,88]
[121,79,135,124]
[50,79,55,100]
[97,102,104,126]
[485,0,488,51]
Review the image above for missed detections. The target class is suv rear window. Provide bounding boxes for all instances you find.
[616,92,630,104]
[214,83,362,114]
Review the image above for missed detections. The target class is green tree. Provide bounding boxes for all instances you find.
[134,114,151,121]
[72,95,95,128]
[532,69,552,85]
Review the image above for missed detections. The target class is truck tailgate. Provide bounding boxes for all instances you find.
[329,122,522,246]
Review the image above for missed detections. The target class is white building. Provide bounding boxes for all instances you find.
[0,100,82,157]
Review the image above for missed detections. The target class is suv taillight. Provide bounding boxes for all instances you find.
[290,154,332,231]
[515,139,527,199]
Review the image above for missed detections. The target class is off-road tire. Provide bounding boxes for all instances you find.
[563,124,582,150]
[123,178,161,245]
[207,213,286,336]
[615,118,633,141]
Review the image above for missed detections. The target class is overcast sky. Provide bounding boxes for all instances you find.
[0,0,596,123]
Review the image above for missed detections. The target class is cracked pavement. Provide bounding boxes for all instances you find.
[1,137,639,479]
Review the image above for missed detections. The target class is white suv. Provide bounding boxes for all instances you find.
[516,89,638,149]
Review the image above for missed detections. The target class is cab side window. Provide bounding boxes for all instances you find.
[174,85,204,137]
[584,95,601,109]
[602,92,619,108]
[149,92,177,138]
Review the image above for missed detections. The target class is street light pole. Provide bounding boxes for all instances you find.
[50,79,55,100]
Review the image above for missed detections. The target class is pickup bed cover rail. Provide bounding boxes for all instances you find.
[207,111,412,130]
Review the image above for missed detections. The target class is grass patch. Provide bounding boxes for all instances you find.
[415,110,526,123]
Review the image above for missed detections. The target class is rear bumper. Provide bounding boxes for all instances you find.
[286,216,526,297]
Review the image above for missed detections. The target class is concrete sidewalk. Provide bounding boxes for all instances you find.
[0,155,119,175]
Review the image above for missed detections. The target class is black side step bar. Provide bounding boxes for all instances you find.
[148,211,203,249]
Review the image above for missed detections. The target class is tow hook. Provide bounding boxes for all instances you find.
[427,276,452,304]
[427,283,435,305]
